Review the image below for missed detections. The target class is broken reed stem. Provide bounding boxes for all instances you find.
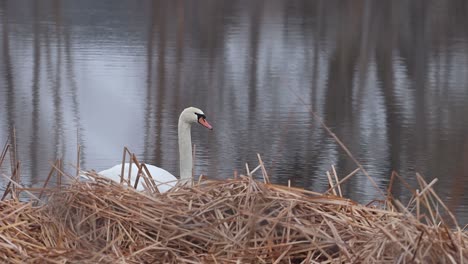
[0,143,10,168]
[140,163,159,194]
[416,173,460,228]
[257,153,270,184]
[132,154,143,189]
[198,174,204,185]
[250,164,262,176]
[132,153,159,193]
[38,160,61,200]
[326,167,360,194]
[1,129,21,200]
[129,153,136,185]
[414,176,439,225]
[394,171,418,198]
[0,143,13,201]
[331,165,342,197]
[10,127,18,178]
[76,143,81,177]
[4,161,21,201]
[287,86,385,199]
[120,146,130,184]
[2,131,21,200]
[387,171,397,199]
[0,173,41,202]
[112,148,161,193]
[416,189,421,220]
[326,170,336,196]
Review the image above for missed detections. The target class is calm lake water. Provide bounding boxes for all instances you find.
[1,0,468,223]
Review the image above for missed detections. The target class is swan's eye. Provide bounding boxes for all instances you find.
[195,113,206,120]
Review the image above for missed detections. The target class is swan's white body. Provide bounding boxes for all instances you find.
[98,163,177,193]
[98,107,212,193]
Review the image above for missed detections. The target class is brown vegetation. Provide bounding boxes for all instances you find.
[0,165,467,263]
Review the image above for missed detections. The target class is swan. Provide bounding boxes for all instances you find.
[98,107,213,192]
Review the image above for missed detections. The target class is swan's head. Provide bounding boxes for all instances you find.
[180,107,213,130]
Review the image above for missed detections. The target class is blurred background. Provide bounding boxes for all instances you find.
[1,0,467,222]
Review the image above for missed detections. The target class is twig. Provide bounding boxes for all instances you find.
[287,87,385,198]
[0,173,41,203]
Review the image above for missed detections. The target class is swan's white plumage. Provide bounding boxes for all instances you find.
[97,106,212,193]
[98,163,177,193]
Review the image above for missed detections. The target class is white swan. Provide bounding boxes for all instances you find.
[98,107,213,192]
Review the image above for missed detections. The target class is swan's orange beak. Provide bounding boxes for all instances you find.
[198,118,213,130]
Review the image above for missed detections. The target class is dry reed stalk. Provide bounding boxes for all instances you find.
[37,160,63,202]
[1,138,21,201]
[287,87,386,199]
[0,143,10,169]
[0,199,113,263]
[0,148,467,263]
[0,171,457,263]
[0,174,40,203]
[111,147,162,193]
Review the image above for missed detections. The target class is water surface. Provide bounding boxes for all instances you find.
[1,0,468,222]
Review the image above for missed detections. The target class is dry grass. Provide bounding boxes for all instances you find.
[0,199,114,263]
[1,139,467,263]
[0,168,466,263]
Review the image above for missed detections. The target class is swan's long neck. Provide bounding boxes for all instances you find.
[178,118,192,185]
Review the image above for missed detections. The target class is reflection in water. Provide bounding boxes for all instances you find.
[0,1,15,183]
[1,1,14,134]
[63,0,84,171]
[0,0,468,222]
[30,0,41,183]
[52,0,64,161]
[142,0,155,163]
[154,1,167,167]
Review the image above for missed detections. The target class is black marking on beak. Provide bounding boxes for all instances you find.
[195,113,206,121]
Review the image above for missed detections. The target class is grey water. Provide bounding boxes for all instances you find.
[1,0,468,223]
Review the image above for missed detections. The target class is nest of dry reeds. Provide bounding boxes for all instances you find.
[0,169,466,264]
[1,142,467,263]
